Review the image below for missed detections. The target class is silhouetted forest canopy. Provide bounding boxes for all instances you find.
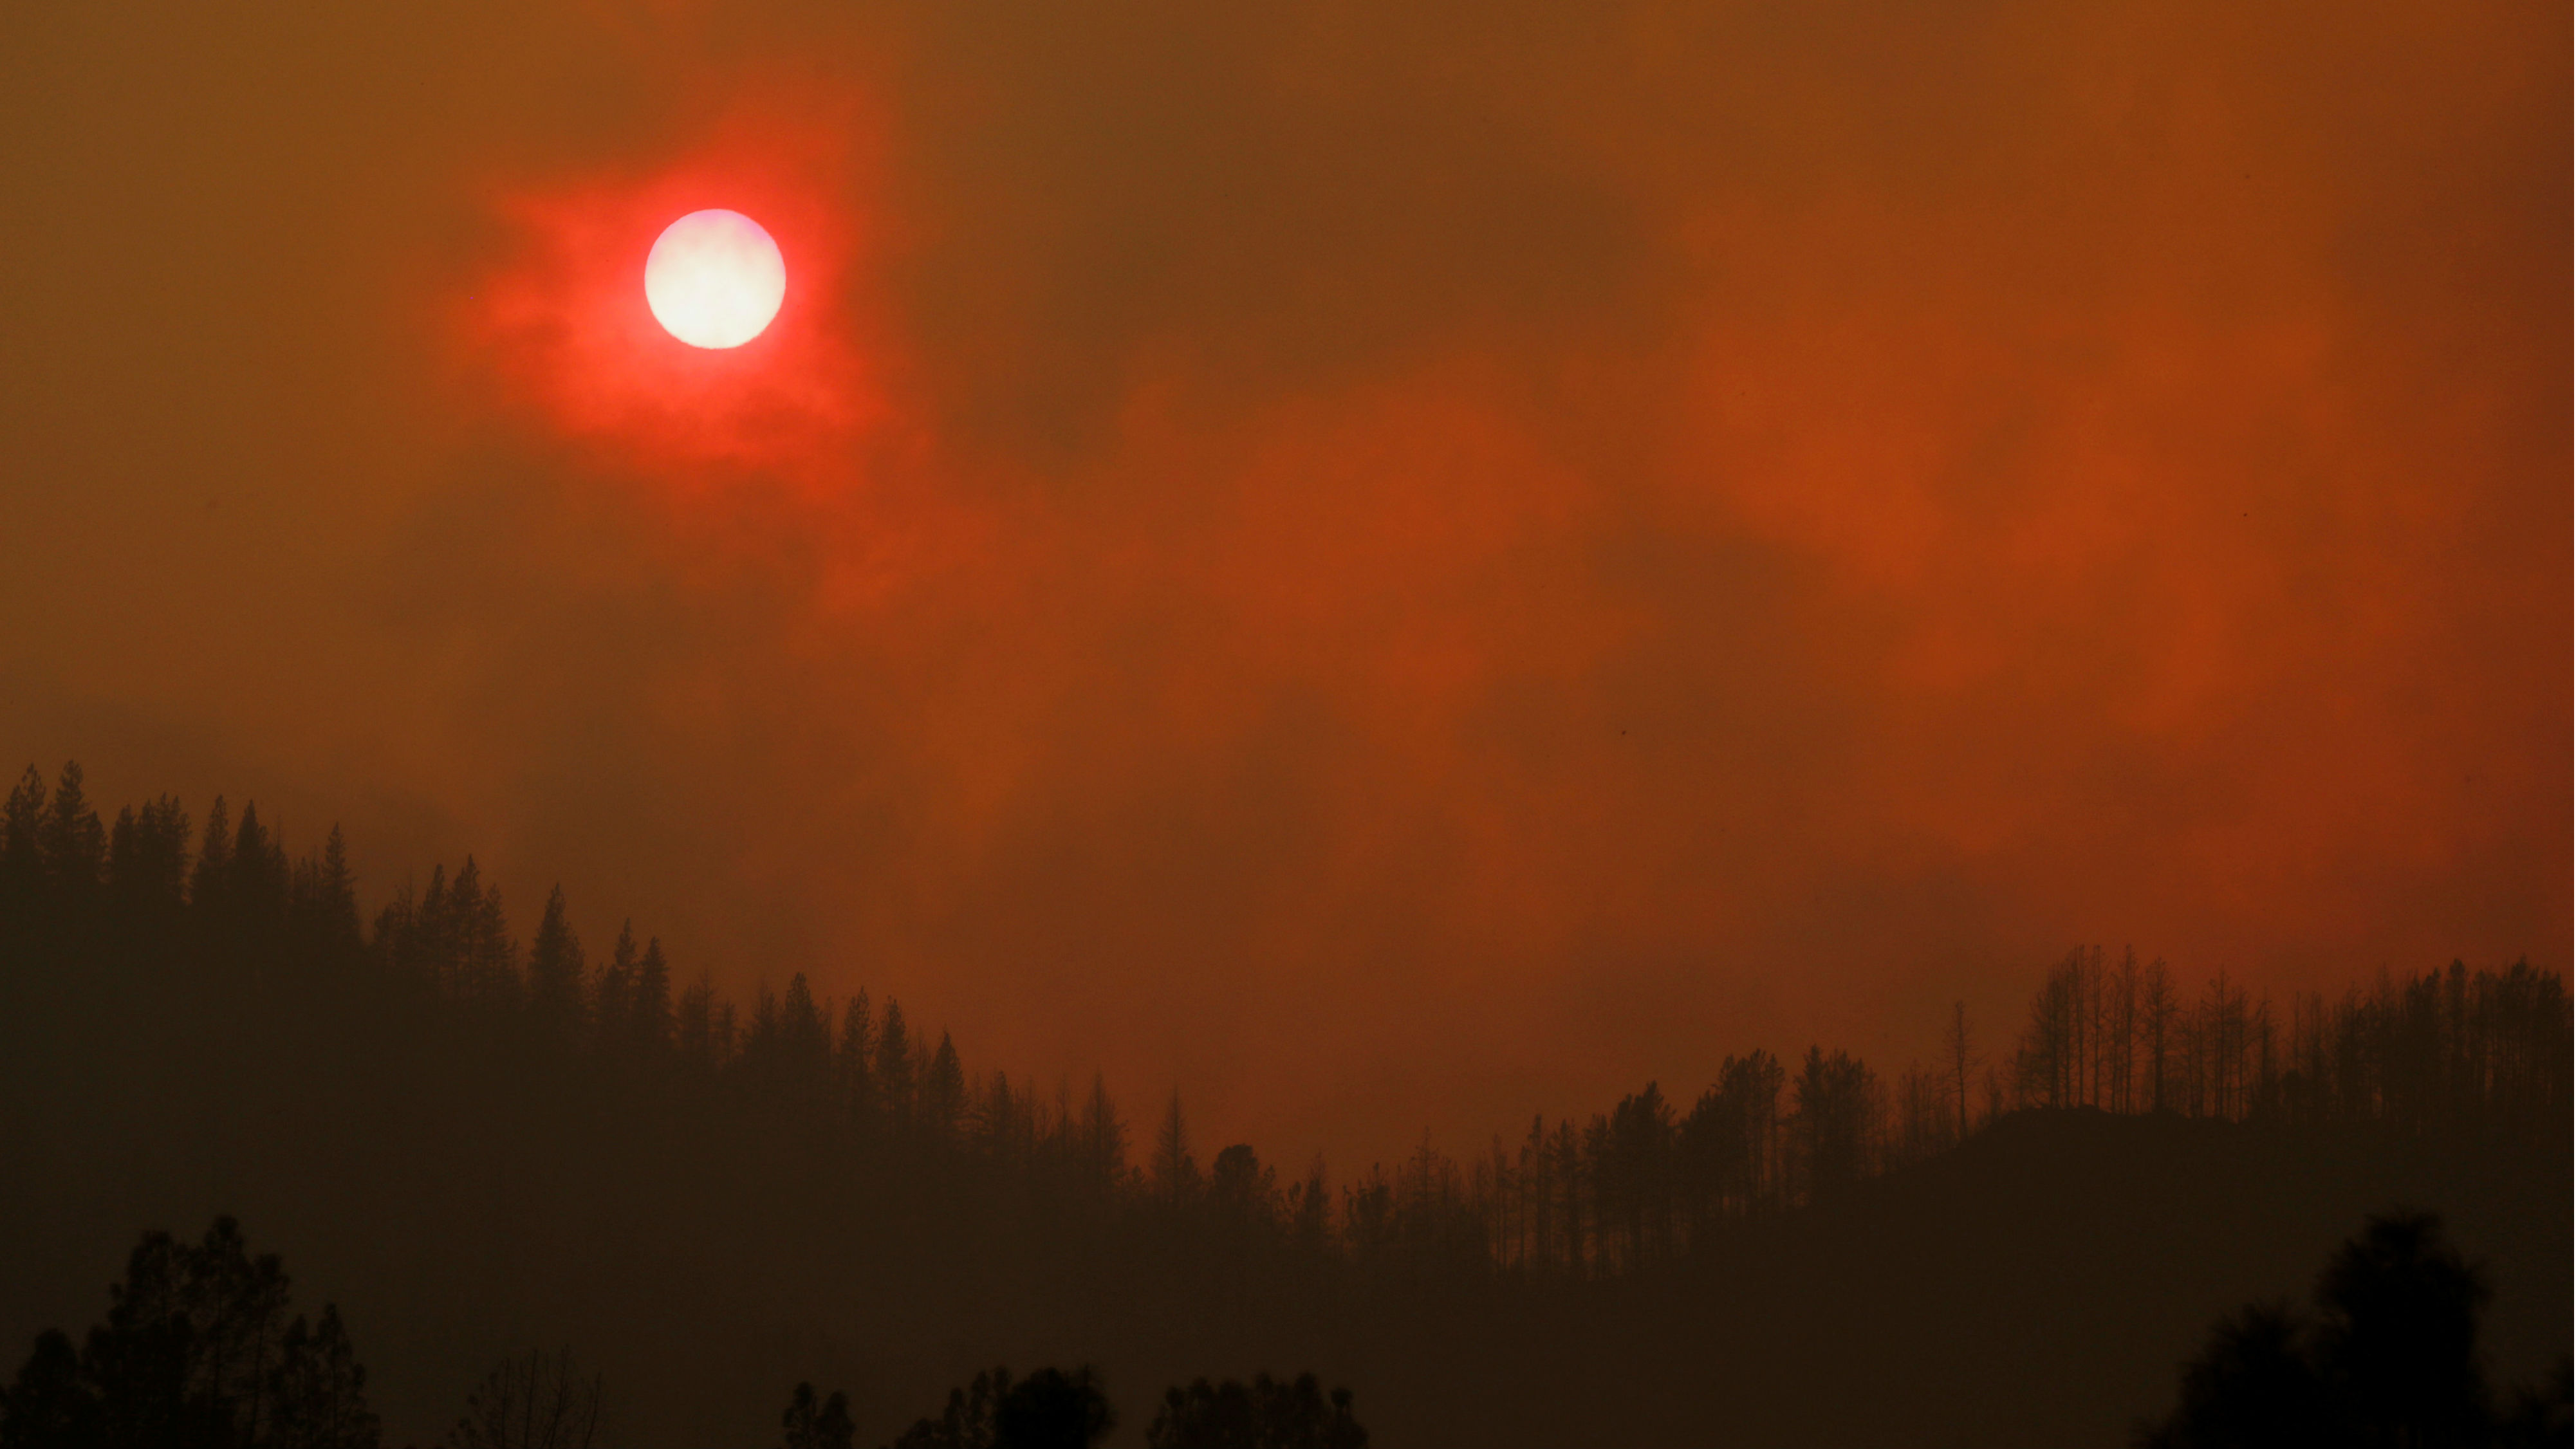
[1,761,2567,1447]
[2138,1212,2569,1447]
[0,1216,378,1449]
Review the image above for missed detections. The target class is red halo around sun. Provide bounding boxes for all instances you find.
[459,104,900,497]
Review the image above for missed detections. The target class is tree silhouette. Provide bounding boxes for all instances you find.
[886,1366,1008,1449]
[876,999,914,1129]
[923,1031,968,1143]
[781,1382,855,1449]
[267,1310,375,1449]
[2138,1212,2568,1448]
[2311,1214,2494,1445]
[443,1349,600,1449]
[0,766,47,927]
[0,1333,93,1449]
[1146,1373,1367,1449]
[38,761,103,910]
[1,753,2568,1449]
[525,887,586,1043]
[1792,1048,1875,1202]
[0,1217,378,1449]
[2139,1304,2329,1449]
[1945,1002,1976,1140]
[630,936,673,1053]
[992,1369,1113,1449]
[887,1367,1114,1449]
[1152,1093,1198,1209]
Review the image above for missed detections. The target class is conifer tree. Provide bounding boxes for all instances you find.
[837,992,875,1122]
[631,938,674,1053]
[922,1031,967,1142]
[0,765,44,909]
[230,802,288,921]
[1080,1075,1126,1196]
[308,826,360,951]
[1792,1047,1877,1202]
[447,859,514,1004]
[106,796,190,919]
[783,974,829,1084]
[528,885,588,1039]
[191,796,232,910]
[677,974,718,1067]
[876,1000,914,1126]
[595,923,638,1048]
[412,863,453,986]
[39,761,104,902]
[1152,1092,1198,1208]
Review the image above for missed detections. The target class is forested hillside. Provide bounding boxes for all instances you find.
[2,763,2565,1446]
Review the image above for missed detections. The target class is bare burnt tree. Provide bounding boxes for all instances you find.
[444,1349,602,1449]
[1946,1001,1976,1140]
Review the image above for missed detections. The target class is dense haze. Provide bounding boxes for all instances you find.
[1,0,2565,1163]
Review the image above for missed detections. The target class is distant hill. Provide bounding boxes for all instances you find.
[2,764,2564,1446]
[1417,1109,2571,1448]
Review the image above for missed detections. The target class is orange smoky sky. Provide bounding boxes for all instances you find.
[0,0,2564,1165]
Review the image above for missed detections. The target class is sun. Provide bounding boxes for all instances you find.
[644,209,786,349]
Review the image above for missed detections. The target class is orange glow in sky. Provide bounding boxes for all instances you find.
[3,1,2562,1167]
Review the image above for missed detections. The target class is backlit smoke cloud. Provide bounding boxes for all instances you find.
[1,0,2562,1163]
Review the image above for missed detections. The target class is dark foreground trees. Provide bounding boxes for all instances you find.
[878,1369,1367,1449]
[445,1349,604,1449]
[4,760,2566,1293]
[882,1368,1113,1449]
[1,761,2566,1446]
[779,1384,855,1449]
[1147,1374,1367,1449]
[0,1218,378,1449]
[2139,1212,2571,1448]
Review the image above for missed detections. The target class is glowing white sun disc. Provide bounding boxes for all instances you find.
[644,209,786,349]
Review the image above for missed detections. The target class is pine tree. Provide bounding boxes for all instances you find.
[1792,1047,1876,1204]
[678,974,718,1067]
[837,992,875,1123]
[412,863,452,986]
[230,802,288,923]
[595,922,638,1049]
[38,761,104,903]
[782,974,829,1086]
[106,795,191,919]
[1152,1091,1198,1208]
[527,885,588,1040]
[1290,1158,1332,1258]
[1080,1074,1126,1197]
[447,858,514,1005]
[0,766,42,928]
[922,1031,967,1143]
[632,938,673,1053]
[308,826,360,952]
[876,1000,914,1126]
[191,795,233,910]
